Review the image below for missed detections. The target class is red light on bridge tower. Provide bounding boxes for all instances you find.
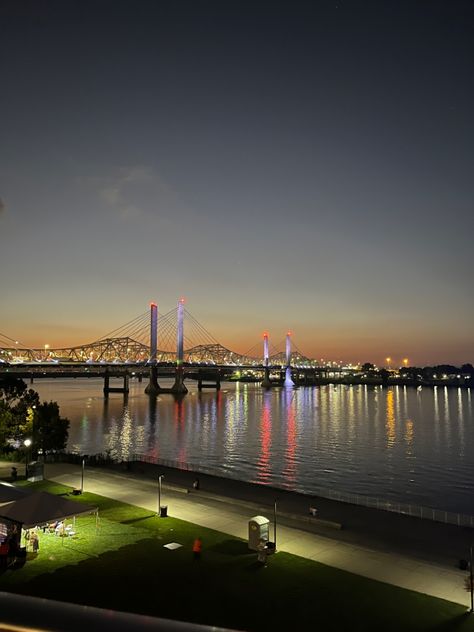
[179,297,186,305]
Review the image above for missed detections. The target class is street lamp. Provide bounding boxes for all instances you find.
[386,357,391,369]
[24,438,32,477]
[81,458,85,494]
[158,474,164,516]
[274,499,277,551]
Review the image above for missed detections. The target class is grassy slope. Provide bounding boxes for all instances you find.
[1,480,473,632]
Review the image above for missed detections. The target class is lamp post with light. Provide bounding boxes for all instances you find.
[24,438,32,477]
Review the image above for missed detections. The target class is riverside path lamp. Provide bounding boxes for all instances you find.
[158,475,164,516]
[24,438,32,477]
[81,458,85,494]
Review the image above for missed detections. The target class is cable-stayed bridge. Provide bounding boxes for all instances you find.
[0,300,343,395]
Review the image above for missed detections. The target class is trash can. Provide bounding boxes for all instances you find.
[159,505,168,517]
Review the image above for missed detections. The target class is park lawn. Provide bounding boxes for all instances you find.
[2,481,474,631]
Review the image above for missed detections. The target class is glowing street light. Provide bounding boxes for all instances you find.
[44,344,50,361]
[403,358,409,367]
[24,438,32,476]
[386,357,391,369]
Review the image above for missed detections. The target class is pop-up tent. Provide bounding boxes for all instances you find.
[0,491,97,528]
[0,483,31,505]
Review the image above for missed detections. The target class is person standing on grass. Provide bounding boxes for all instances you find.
[193,537,202,560]
[31,531,39,553]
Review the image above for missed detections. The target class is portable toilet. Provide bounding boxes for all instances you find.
[248,515,270,551]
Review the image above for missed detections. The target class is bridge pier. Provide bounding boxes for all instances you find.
[261,366,272,389]
[145,365,161,395]
[197,369,221,391]
[103,371,130,398]
[170,366,188,394]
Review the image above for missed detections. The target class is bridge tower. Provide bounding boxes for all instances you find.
[284,331,295,387]
[261,332,272,388]
[170,298,188,394]
[145,302,161,395]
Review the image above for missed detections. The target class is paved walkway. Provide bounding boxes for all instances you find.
[41,462,470,608]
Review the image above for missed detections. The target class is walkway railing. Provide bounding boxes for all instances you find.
[130,452,474,529]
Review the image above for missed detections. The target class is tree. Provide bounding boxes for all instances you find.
[378,369,390,385]
[0,377,69,455]
[0,377,39,446]
[33,401,70,455]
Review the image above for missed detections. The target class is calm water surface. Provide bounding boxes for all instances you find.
[34,379,474,514]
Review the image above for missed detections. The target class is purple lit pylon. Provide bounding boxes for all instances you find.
[171,298,188,394]
[284,331,295,387]
[261,332,272,388]
[145,302,161,395]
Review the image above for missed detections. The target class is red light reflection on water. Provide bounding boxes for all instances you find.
[283,390,297,485]
[174,398,188,465]
[256,394,272,482]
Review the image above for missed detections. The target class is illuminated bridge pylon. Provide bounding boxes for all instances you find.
[284,331,295,387]
[169,298,188,395]
[261,332,272,389]
[144,302,160,395]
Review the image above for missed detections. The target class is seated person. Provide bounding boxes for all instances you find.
[54,521,64,536]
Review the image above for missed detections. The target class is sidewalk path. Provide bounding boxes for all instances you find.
[43,462,470,608]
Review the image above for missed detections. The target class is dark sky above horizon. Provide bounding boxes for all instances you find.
[1,0,473,365]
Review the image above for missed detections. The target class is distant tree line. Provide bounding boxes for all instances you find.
[0,376,69,458]
[360,363,474,386]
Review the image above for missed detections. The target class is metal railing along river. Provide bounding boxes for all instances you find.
[130,452,474,529]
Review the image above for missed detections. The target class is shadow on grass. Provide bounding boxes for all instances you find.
[245,560,266,572]
[208,539,253,556]
[120,514,156,525]
[429,611,474,631]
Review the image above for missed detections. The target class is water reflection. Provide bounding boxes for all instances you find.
[256,391,272,482]
[32,379,474,514]
[385,389,396,448]
[283,388,297,486]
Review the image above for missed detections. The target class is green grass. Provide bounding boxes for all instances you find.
[2,480,474,631]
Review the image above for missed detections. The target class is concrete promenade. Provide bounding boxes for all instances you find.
[30,461,472,609]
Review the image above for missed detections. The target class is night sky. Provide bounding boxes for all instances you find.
[1,0,473,365]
